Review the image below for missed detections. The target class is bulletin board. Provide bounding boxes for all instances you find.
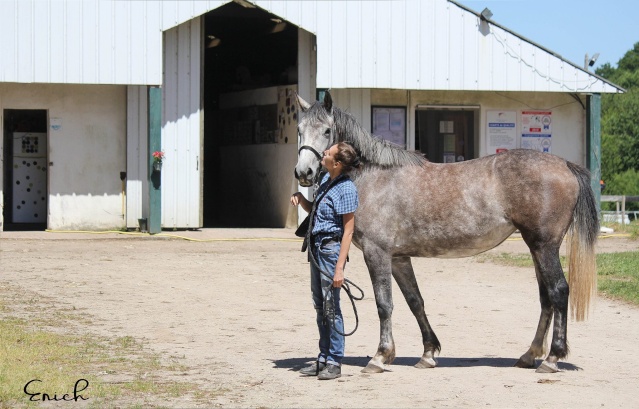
[372,106,406,148]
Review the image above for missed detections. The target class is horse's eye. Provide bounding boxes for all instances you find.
[324,129,331,136]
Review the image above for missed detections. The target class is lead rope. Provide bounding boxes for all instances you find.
[308,240,364,337]
[304,172,364,338]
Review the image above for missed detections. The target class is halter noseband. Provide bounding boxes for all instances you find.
[298,145,323,162]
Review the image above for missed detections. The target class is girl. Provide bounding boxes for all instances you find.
[290,142,360,380]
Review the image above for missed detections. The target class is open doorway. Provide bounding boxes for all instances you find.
[2,109,48,231]
[415,108,478,163]
[202,2,300,227]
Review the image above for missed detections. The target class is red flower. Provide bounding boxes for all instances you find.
[152,151,165,162]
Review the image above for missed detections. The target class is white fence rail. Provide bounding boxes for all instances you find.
[601,195,639,225]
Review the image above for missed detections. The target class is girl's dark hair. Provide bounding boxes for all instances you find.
[335,141,361,172]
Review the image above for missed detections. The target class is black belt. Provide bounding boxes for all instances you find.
[313,234,342,246]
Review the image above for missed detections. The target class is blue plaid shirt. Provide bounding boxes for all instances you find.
[311,173,358,242]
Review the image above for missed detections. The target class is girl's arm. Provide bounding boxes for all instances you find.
[334,212,355,287]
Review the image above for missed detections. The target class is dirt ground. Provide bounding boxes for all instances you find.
[1,229,639,408]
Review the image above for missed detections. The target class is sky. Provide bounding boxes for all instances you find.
[456,0,638,72]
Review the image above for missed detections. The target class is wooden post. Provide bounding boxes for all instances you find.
[622,196,626,227]
[148,86,162,234]
[586,94,602,214]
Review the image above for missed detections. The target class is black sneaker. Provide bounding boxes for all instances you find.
[299,361,326,376]
[317,363,341,380]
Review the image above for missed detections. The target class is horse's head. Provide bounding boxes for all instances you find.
[294,92,336,187]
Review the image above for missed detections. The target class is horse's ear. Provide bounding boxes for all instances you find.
[323,91,333,112]
[295,93,312,112]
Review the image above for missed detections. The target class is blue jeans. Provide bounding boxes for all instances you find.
[310,239,344,366]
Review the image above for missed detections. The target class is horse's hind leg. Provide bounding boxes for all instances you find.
[517,245,568,373]
[361,245,396,374]
[515,269,553,369]
[392,257,441,368]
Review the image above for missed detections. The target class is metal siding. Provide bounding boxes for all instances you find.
[359,3,376,87]
[375,2,391,88]
[65,2,82,83]
[17,0,35,82]
[389,1,407,89]
[448,4,464,90]
[417,0,435,90]
[145,3,163,85]
[332,1,348,88]
[126,86,149,228]
[30,0,51,82]
[114,2,131,84]
[345,1,362,87]
[460,8,476,90]
[0,1,15,82]
[97,1,114,83]
[331,89,371,132]
[129,2,147,85]
[0,0,624,93]
[433,0,450,89]
[81,1,99,83]
[162,18,202,228]
[404,0,420,90]
[49,1,66,82]
[490,26,508,91]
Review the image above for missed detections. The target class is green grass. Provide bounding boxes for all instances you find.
[601,219,639,238]
[597,252,639,304]
[476,250,639,306]
[0,287,223,408]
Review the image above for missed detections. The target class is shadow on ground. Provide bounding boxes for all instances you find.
[272,356,581,372]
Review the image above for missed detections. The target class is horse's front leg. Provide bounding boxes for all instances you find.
[361,245,395,373]
[392,257,440,369]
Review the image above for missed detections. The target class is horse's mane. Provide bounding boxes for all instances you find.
[307,102,427,168]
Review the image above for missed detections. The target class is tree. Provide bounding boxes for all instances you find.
[596,42,639,182]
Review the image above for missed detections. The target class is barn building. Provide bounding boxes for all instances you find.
[0,0,624,232]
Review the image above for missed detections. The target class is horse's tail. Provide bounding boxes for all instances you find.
[566,161,599,321]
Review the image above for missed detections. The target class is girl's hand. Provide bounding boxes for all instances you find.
[290,192,302,206]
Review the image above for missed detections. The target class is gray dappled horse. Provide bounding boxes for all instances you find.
[294,92,598,374]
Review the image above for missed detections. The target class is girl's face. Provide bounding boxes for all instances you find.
[321,144,340,169]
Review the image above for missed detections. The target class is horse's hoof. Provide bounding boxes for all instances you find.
[361,363,385,373]
[415,357,437,368]
[535,361,559,373]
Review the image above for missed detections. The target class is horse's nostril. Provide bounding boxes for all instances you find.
[306,169,313,177]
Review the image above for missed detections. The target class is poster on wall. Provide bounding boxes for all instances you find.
[372,107,406,148]
[486,111,517,154]
[521,110,552,153]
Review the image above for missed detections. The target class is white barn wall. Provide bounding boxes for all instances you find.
[336,89,585,165]
[0,0,621,93]
[0,83,127,230]
[0,0,163,85]
[126,86,149,228]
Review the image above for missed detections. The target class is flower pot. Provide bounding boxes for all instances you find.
[153,161,162,172]
[138,218,148,233]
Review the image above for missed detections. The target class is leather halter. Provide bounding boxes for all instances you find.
[298,145,323,162]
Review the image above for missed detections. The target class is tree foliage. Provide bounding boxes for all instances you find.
[601,169,639,211]
[596,42,639,183]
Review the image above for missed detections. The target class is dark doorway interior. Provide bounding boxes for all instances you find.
[3,109,48,231]
[202,2,298,227]
[415,109,476,163]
